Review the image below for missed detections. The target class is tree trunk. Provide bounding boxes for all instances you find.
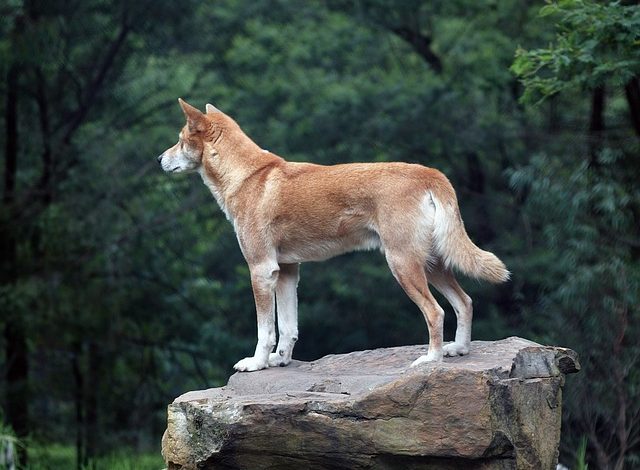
[612,301,629,470]
[3,65,18,205]
[35,67,53,204]
[466,152,494,242]
[72,342,85,470]
[85,342,101,466]
[4,319,28,441]
[624,76,640,138]
[588,85,605,167]
[2,64,29,466]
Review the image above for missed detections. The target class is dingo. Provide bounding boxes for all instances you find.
[158,99,509,372]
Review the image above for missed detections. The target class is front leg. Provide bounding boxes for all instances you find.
[269,263,300,367]
[234,261,279,372]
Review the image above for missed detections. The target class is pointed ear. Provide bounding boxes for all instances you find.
[178,98,207,133]
[206,103,221,114]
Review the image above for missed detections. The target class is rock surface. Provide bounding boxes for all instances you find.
[162,337,579,470]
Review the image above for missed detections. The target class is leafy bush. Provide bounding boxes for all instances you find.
[512,0,640,103]
[508,150,640,468]
[0,413,19,470]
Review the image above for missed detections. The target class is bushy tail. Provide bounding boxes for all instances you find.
[430,192,510,283]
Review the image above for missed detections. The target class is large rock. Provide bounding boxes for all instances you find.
[162,337,579,470]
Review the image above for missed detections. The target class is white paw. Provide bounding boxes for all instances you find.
[233,356,268,372]
[268,352,291,368]
[410,350,443,367]
[443,342,470,357]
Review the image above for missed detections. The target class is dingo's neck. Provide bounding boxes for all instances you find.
[199,131,282,221]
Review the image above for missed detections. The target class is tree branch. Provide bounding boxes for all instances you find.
[3,65,19,205]
[16,19,133,216]
[61,22,132,147]
[35,67,53,203]
[389,26,442,73]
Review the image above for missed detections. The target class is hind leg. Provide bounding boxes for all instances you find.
[428,267,473,357]
[269,263,299,367]
[385,253,445,365]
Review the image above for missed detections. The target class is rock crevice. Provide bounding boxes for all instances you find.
[162,337,579,470]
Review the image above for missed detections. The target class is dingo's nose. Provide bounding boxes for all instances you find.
[157,153,164,163]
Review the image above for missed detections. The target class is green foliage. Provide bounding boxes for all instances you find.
[508,3,640,461]
[1,0,639,467]
[27,444,163,470]
[0,413,20,469]
[508,149,640,466]
[574,435,589,470]
[511,0,640,103]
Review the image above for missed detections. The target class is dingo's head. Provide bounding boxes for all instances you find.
[157,98,223,174]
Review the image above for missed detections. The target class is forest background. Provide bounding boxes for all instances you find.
[1,1,639,469]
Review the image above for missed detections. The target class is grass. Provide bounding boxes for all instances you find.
[574,436,589,470]
[26,444,165,470]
